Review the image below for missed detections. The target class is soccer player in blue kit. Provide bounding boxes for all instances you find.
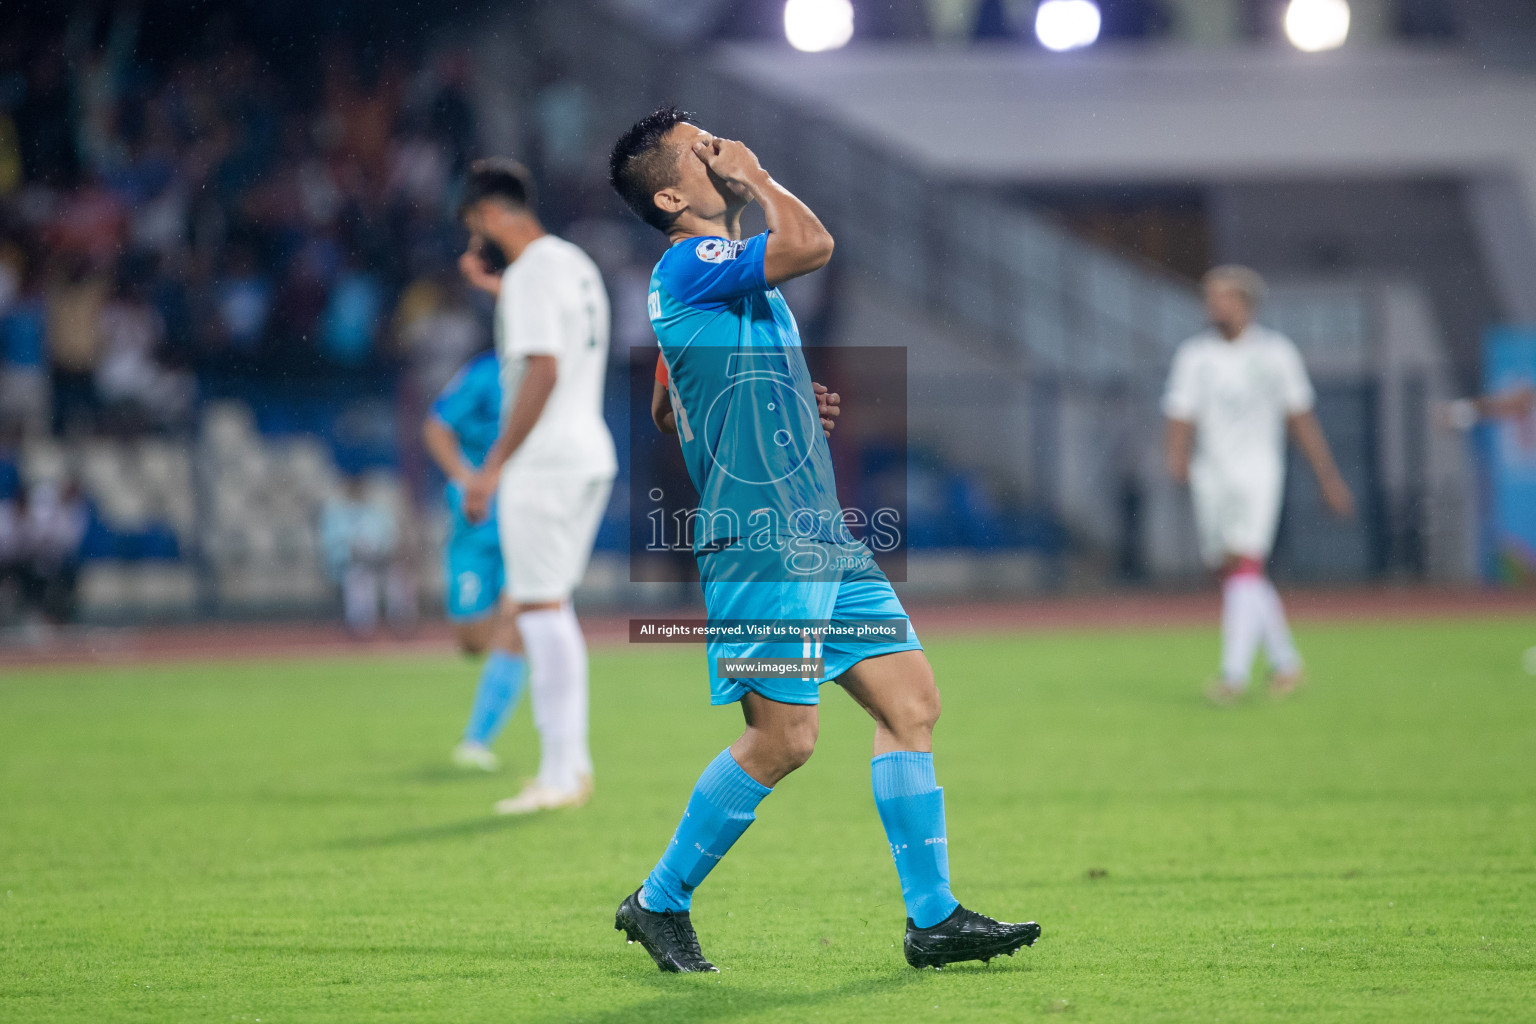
[422,350,525,772]
[606,107,1041,973]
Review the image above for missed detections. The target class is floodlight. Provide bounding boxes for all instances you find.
[1034,0,1102,52]
[784,0,855,53]
[1284,0,1350,52]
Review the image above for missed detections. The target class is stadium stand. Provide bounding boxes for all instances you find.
[2,0,1528,630]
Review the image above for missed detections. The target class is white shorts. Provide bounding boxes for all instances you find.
[496,472,614,603]
[1190,466,1284,567]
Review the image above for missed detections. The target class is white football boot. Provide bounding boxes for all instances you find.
[493,774,593,815]
[451,742,500,772]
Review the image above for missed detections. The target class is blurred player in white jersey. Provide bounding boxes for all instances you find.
[1164,266,1355,703]
[456,159,618,811]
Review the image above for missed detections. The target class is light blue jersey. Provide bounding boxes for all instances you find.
[431,352,504,620]
[432,352,502,476]
[649,233,844,554]
[649,233,920,704]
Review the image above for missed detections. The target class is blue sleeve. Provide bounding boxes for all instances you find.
[658,233,769,312]
[430,367,474,435]
[431,355,499,436]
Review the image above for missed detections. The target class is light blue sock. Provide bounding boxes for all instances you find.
[463,650,525,746]
[872,751,960,929]
[640,749,771,913]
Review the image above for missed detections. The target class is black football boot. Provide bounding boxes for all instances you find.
[614,888,719,973]
[903,905,1041,969]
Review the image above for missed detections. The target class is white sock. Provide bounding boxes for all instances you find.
[559,601,593,781]
[1255,577,1302,675]
[1220,573,1266,687]
[517,606,589,793]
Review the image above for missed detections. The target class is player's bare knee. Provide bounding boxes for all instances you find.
[895,663,941,734]
[911,683,942,734]
[736,715,817,780]
[778,718,819,771]
[886,700,938,748]
[454,628,487,658]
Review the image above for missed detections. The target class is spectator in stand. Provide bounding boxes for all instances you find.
[213,245,272,359]
[2,23,480,409]
[0,493,20,622]
[0,246,50,436]
[47,175,128,270]
[320,475,415,636]
[386,127,451,213]
[319,255,383,368]
[147,251,196,369]
[0,102,19,198]
[0,437,21,621]
[0,243,17,318]
[0,432,19,504]
[271,232,339,367]
[95,266,195,430]
[20,478,87,624]
[46,255,108,434]
[121,114,189,261]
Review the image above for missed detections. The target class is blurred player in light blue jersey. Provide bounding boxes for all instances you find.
[422,350,525,772]
[605,106,1040,974]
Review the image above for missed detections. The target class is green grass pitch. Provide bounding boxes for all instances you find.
[2,617,1534,1022]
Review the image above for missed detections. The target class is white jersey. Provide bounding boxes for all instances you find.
[494,234,618,479]
[1163,324,1316,563]
[1162,324,1315,488]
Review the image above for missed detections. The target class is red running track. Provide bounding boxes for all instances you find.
[2,586,1532,672]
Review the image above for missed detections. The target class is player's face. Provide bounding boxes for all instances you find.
[658,122,746,222]
[1204,281,1253,337]
[462,199,515,242]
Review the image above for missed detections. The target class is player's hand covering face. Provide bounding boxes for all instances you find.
[660,124,757,220]
[458,236,503,297]
[689,134,761,201]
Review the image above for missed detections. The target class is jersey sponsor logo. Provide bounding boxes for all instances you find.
[695,238,747,264]
[647,290,661,321]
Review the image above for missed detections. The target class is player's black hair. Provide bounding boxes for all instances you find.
[458,157,536,220]
[609,105,695,233]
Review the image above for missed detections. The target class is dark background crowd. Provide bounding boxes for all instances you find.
[0,4,505,626]
[0,7,487,432]
[4,0,1514,632]
[0,1,732,631]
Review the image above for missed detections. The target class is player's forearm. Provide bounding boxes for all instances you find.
[481,356,558,476]
[1288,412,1344,487]
[745,170,833,285]
[1165,419,1194,482]
[423,419,473,484]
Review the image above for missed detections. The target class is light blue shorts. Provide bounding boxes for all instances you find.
[443,519,504,622]
[699,540,922,706]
